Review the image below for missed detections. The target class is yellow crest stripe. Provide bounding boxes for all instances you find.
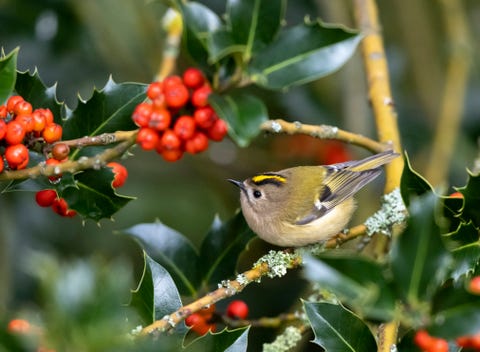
[252,174,286,185]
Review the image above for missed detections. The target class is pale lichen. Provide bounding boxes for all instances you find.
[365,188,407,236]
[263,326,302,352]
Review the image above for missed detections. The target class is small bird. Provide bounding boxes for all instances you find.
[229,150,398,247]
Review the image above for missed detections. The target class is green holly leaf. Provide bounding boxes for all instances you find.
[456,171,480,228]
[177,1,222,69]
[15,70,68,124]
[62,77,146,140]
[248,20,362,90]
[390,192,452,305]
[446,222,480,281]
[184,327,250,352]
[199,212,255,286]
[227,0,285,60]
[304,301,377,352]
[429,284,480,339]
[0,48,18,104]
[119,221,200,297]
[303,254,396,321]
[400,153,433,207]
[60,168,134,221]
[209,92,268,147]
[130,252,184,329]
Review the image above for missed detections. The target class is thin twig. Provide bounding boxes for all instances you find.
[261,119,387,153]
[0,131,137,182]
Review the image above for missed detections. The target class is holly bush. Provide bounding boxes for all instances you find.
[1,1,480,351]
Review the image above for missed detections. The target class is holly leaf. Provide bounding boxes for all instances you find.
[0,48,18,104]
[119,221,200,297]
[184,327,250,352]
[390,192,452,304]
[209,92,268,147]
[429,284,480,339]
[248,20,362,90]
[227,0,285,60]
[130,253,184,330]
[62,77,146,140]
[446,222,480,281]
[15,70,68,124]
[60,168,133,221]
[400,152,433,207]
[304,301,377,352]
[177,2,222,69]
[199,212,255,286]
[456,171,480,228]
[303,253,396,321]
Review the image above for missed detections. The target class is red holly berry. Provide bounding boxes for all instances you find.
[149,108,171,131]
[5,121,26,145]
[469,276,480,294]
[185,313,215,335]
[164,82,189,108]
[107,162,128,188]
[7,319,30,334]
[0,119,6,140]
[52,143,70,161]
[13,100,32,116]
[132,102,153,128]
[161,129,182,150]
[147,81,163,100]
[193,106,216,129]
[226,300,249,320]
[6,95,24,113]
[162,75,183,89]
[51,197,76,217]
[414,330,433,350]
[0,105,7,118]
[42,123,63,144]
[183,67,205,89]
[5,144,29,170]
[31,109,48,131]
[173,115,196,140]
[136,127,159,151]
[324,141,351,165]
[191,85,212,108]
[185,132,208,154]
[35,189,57,207]
[15,114,34,133]
[449,192,463,199]
[208,118,228,142]
[429,338,449,352]
[0,157,4,173]
[161,148,184,162]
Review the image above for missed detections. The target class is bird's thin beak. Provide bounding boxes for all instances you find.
[228,179,246,192]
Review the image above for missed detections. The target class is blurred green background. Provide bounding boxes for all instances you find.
[1,0,480,343]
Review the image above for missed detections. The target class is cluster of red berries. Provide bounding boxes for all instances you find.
[132,68,228,162]
[0,95,63,173]
[185,300,249,336]
[7,318,56,352]
[456,332,480,350]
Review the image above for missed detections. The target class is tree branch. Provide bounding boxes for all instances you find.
[261,119,388,153]
[0,131,137,182]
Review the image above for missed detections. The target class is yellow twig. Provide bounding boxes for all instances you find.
[354,0,404,194]
[354,0,405,350]
[261,119,388,153]
[425,0,471,186]
[156,9,183,81]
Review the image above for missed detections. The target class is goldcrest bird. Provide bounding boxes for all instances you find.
[229,150,398,247]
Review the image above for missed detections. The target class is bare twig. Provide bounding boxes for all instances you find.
[261,119,387,153]
[0,131,137,182]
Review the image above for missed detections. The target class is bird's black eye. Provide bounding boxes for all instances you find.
[253,190,262,198]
